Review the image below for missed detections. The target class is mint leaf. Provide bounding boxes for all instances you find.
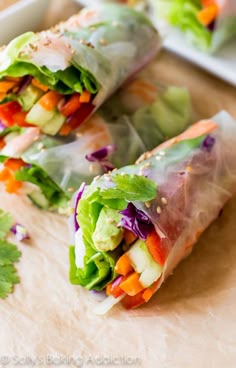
[0,240,21,266]
[100,174,157,202]
[0,210,13,239]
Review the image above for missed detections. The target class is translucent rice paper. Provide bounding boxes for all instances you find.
[22,81,191,193]
[134,112,236,294]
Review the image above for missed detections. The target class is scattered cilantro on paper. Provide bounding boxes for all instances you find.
[0,209,21,299]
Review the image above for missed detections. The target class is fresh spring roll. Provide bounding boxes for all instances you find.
[154,0,236,52]
[0,78,191,211]
[69,111,236,313]
[0,4,160,136]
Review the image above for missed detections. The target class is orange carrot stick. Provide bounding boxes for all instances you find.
[4,158,26,171]
[115,253,134,276]
[0,81,18,93]
[119,272,144,296]
[197,4,219,26]
[0,168,12,181]
[39,90,63,111]
[32,78,49,92]
[80,90,91,103]
[5,178,22,193]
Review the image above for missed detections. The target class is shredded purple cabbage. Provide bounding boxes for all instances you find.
[74,182,86,232]
[17,76,33,94]
[120,203,154,241]
[201,135,215,152]
[85,144,116,173]
[11,223,30,241]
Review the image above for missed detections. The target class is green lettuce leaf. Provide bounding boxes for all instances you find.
[15,164,69,209]
[155,0,212,51]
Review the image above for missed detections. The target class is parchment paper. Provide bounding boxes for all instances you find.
[1,1,236,367]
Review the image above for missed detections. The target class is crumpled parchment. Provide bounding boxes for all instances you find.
[1,1,236,367]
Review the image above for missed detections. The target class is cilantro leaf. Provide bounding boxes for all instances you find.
[0,210,13,239]
[0,265,20,299]
[0,209,21,298]
[100,174,157,202]
[0,240,21,266]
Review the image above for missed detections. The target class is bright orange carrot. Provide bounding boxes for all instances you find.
[0,81,18,93]
[0,168,12,181]
[119,272,144,296]
[60,93,81,117]
[201,0,217,8]
[4,158,26,171]
[32,78,49,92]
[5,178,22,193]
[80,90,91,103]
[39,90,63,111]
[197,4,218,26]
[0,92,6,101]
[142,279,160,303]
[59,124,73,136]
[115,253,133,276]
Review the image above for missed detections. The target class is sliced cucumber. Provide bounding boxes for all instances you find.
[26,103,66,135]
[41,112,65,135]
[28,190,50,210]
[127,239,163,288]
[26,103,55,127]
[18,85,43,111]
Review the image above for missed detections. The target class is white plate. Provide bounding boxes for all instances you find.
[163,29,236,87]
[0,0,49,46]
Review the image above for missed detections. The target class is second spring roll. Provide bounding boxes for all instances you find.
[69,111,236,313]
[0,4,160,135]
[0,78,191,211]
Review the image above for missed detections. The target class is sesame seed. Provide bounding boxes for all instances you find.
[161,197,167,205]
[67,187,75,192]
[186,166,193,172]
[94,175,100,181]
[156,206,162,214]
[76,132,83,138]
[145,201,151,208]
[155,156,161,161]
[159,151,166,156]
